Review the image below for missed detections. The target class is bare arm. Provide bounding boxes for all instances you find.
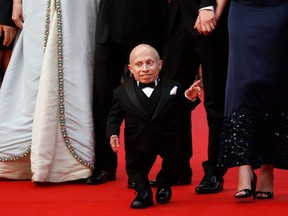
[215,0,229,20]
[12,0,23,29]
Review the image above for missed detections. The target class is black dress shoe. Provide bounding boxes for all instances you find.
[127,178,157,189]
[85,170,116,185]
[156,187,172,204]
[195,175,224,194]
[130,190,154,209]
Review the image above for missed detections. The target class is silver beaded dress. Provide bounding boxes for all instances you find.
[0,0,97,182]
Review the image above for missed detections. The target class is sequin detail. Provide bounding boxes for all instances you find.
[218,112,288,169]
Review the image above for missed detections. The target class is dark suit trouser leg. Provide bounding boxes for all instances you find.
[93,41,131,173]
[126,151,157,192]
[194,30,228,178]
[163,22,201,182]
[164,17,229,180]
[156,148,179,188]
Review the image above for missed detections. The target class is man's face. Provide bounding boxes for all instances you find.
[128,45,162,84]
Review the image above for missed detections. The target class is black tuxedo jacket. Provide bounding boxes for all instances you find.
[0,0,15,27]
[106,78,200,152]
[96,0,168,46]
[168,0,216,35]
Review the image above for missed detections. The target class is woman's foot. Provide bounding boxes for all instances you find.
[235,165,257,199]
[255,164,274,199]
[255,191,274,199]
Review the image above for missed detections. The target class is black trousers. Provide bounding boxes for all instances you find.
[163,14,228,178]
[93,40,133,173]
[126,149,179,192]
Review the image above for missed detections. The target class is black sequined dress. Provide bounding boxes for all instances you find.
[218,0,288,170]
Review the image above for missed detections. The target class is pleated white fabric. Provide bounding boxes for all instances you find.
[0,0,97,182]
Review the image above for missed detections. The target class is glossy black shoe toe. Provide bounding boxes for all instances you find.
[130,190,154,209]
[156,187,172,204]
[85,170,116,185]
[195,175,224,194]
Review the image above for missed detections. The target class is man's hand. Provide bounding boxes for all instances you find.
[0,25,17,46]
[110,135,120,153]
[194,9,217,35]
[185,80,202,101]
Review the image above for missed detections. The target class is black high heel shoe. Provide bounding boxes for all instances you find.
[235,173,257,199]
[255,191,274,199]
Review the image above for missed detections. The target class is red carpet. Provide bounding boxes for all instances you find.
[1,102,287,216]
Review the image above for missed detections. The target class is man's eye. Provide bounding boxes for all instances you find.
[136,63,142,67]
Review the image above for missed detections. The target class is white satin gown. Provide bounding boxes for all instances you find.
[0,0,97,182]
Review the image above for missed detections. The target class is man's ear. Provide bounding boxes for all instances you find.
[158,60,163,70]
[128,64,133,75]
[127,64,131,71]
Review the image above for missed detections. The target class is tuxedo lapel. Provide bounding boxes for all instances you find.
[125,79,150,118]
[151,80,170,120]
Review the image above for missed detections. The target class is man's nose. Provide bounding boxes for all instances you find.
[142,64,148,71]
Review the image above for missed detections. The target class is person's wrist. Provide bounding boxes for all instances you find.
[199,6,215,12]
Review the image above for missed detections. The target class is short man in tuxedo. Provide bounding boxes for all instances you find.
[163,0,229,193]
[106,44,201,208]
[86,0,169,186]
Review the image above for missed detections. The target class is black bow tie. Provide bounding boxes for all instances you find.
[139,82,156,89]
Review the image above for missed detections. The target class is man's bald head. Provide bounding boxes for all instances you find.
[129,44,160,64]
[128,44,162,84]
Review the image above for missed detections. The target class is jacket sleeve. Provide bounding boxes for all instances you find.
[0,0,16,27]
[106,90,124,139]
[199,0,217,9]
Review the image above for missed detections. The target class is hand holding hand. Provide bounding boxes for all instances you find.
[194,9,217,35]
